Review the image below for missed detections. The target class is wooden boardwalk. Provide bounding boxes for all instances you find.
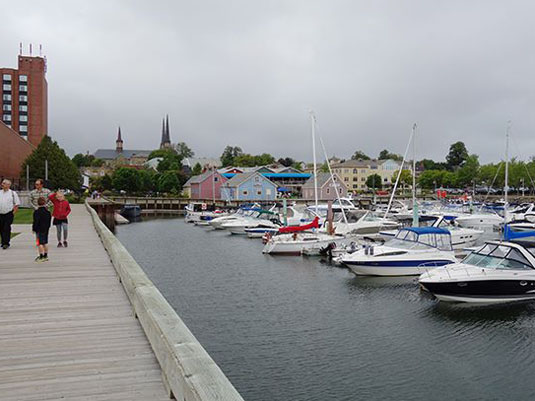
[0,205,169,400]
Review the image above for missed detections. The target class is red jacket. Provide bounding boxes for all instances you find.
[48,193,71,220]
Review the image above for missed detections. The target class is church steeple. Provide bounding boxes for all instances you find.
[116,126,123,152]
[160,115,171,149]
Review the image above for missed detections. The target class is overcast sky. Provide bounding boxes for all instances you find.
[2,1,535,163]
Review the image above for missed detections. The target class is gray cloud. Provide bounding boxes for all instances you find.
[1,0,534,163]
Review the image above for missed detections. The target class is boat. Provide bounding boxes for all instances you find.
[419,233,535,303]
[379,215,483,250]
[341,227,457,276]
[119,204,141,218]
[222,209,281,235]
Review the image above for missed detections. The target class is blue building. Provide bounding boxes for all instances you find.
[221,172,278,201]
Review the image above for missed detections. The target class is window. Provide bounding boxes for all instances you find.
[19,115,28,122]
[254,176,260,182]
[2,94,11,101]
[2,104,11,111]
[352,177,358,181]
[2,84,11,91]
[19,125,27,132]
[2,114,11,122]
[2,74,11,81]
[257,190,262,196]
[19,85,28,92]
[19,95,28,102]
[214,176,219,182]
[344,177,349,182]
[242,190,248,196]
[353,184,358,188]
[353,169,357,174]
[326,188,330,194]
[19,75,27,82]
[361,169,366,173]
[19,105,27,112]
[361,177,366,181]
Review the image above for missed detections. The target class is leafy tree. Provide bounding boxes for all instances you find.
[148,148,177,160]
[112,167,142,192]
[366,174,383,190]
[351,150,371,160]
[191,162,203,176]
[138,169,157,192]
[446,141,469,170]
[220,146,243,166]
[319,162,330,173]
[278,157,295,167]
[392,169,413,186]
[175,142,194,159]
[420,159,448,171]
[21,136,81,189]
[90,174,113,191]
[233,153,256,167]
[254,153,275,166]
[457,154,480,187]
[157,171,182,193]
[378,150,402,161]
[72,153,105,168]
[156,151,183,173]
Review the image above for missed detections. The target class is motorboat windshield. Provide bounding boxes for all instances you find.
[462,243,535,270]
[387,227,453,251]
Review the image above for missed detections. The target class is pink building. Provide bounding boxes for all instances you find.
[183,170,228,199]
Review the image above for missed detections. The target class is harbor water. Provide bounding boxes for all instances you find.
[116,218,535,401]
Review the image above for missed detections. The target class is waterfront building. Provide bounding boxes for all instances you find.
[183,170,228,199]
[1,50,48,180]
[302,172,347,200]
[220,171,278,201]
[332,158,402,191]
[94,127,152,168]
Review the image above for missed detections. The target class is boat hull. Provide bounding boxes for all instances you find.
[345,260,455,276]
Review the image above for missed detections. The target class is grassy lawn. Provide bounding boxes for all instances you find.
[13,208,33,224]
[10,232,19,239]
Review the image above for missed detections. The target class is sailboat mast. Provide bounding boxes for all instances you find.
[412,123,418,227]
[504,121,511,220]
[311,112,319,213]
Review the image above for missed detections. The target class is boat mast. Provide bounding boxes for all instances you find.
[319,136,348,224]
[412,123,418,227]
[504,121,511,222]
[311,112,319,213]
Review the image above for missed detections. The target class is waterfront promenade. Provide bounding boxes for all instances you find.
[0,205,170,400]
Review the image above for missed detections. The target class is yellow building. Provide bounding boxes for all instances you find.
[332,159,402,192]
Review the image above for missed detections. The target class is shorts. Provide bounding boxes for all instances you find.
[36,232,49,245]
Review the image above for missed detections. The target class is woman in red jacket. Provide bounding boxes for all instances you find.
[48,190,71,247]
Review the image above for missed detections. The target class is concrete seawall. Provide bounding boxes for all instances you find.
[86,202,245,401]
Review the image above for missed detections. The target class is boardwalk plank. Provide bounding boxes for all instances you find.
[0,205,169,400]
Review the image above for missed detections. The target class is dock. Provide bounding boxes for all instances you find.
[0,204,244,400]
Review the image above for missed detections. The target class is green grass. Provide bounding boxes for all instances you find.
[10,232,19,239]
[13,208,33,224]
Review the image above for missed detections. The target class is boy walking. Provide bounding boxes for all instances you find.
[32,197,51,262]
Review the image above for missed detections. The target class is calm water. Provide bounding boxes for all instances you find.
[116,219,535,401]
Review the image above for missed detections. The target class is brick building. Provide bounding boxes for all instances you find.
[0,51,48,179]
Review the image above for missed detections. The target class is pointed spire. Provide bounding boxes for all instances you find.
[117,126,122,141]
[160,118,166,147]
[165,114,170,144]
[116,126,123,152]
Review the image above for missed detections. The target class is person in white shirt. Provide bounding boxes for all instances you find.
[0,179,20,249]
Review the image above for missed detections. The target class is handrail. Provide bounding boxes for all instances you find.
[85,201,245,401]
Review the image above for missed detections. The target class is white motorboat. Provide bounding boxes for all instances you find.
[419,232,535,303]
[341,227,457,276]
[379,215,483,250]
[185,202,226,224]
[209,206,258,229]
[222,209,281,235]
[262,231,356,255]
[453,212,503,230]
[334,211,400,235]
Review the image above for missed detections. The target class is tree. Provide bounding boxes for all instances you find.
[378,149,402,161]
[175,142,194,159]
[446,141,469,170]
[71,153,104,168]
[21,136,81,189]
[457,154,480,187]
[319,162,330,173]
[138,169,157,192]
[157,171,182,193]
[254,153,275,166]
[112,167,142,192]
[366,174,383,190]
[220,146,243,167]
[156,151,183,173]
[420,159,448,171]
[392,169,413,186]
[351,150,370,160]
[148,148,177,160]
[191,162,203,176]
[90,174,112,191]
[278,157,295,167]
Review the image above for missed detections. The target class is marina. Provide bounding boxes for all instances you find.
[116,214,535,401]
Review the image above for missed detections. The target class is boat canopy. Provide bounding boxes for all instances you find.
[279,217,320,234]
[393,227,453,251]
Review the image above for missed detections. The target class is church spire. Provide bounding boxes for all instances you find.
[160,115,171,149]
[116,126,123,152]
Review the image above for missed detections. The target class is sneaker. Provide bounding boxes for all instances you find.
[35,256,43,262]
[42,256,49,262]
[58,242,63,247]
[2,244,9,250]
[63,241,68,248]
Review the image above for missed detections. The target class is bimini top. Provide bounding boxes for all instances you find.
[401,227,451,236]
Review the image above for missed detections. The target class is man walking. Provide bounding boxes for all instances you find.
[30,179,51,209]
[0,179,20,249]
